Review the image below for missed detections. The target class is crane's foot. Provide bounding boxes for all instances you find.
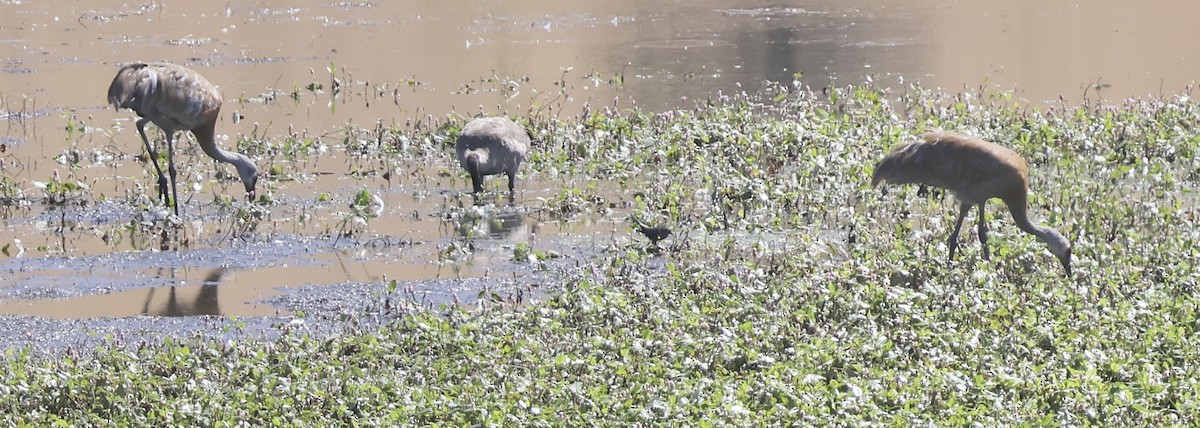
[156,177,170,204]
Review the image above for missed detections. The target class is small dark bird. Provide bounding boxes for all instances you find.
[872,131,1072,277]
[637,226,672,247]
[108,62,258,215]
[455,117,530,194]
[630,214,672,249]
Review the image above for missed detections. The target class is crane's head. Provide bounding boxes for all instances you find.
[235,156,258,202]
[1045,228,1072,278]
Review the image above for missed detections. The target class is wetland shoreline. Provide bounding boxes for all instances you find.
[1,81,1198,424]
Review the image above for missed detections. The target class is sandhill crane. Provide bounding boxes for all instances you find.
[107,62,257,215]
[871,131,1072,276]
[455,117,529,195]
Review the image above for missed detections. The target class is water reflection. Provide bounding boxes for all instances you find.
[485,210,527,240]
[453,207,529,241]
[140,268,225,317]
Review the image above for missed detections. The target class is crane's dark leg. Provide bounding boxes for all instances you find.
[507,170,516,203]
[947,202,972,261]
[976,203,989,260]
[135,119,170,206]
[165,132,180,216]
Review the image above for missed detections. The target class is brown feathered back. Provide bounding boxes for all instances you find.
[872,131,1028,205]
[107,62,222,133]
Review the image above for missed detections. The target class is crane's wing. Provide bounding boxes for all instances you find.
[145,63,223,130]
[923,132,1029,198]
[108,62,221,131]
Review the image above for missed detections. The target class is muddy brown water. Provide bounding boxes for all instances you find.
[2,0,1200,322]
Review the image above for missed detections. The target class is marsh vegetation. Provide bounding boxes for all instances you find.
[3,80,1199,425]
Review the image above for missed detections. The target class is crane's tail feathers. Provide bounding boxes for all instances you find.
[870,168,888,188]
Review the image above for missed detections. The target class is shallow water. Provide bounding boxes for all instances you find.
[2,0,1199,319]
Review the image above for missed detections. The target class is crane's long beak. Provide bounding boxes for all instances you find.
[1061,252,1072,278]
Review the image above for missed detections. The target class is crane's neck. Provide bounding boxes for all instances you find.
[192,124,233,162]
[193,122,258,197]
[465,152,484,192]
[1005,192,1072,275]
[1006,194,1056,240]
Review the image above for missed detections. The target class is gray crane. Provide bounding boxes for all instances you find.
[456,117,530,195]
[872,131,1072,276]
[108,62,257,215]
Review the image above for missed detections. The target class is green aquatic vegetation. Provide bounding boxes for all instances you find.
[34,173,90,207]
[333,187,384,238]
[0,176,27,207]
[224,201,270,240]
[511,242,539,264]
[6,79,1200,424]
[536,185,610,219]
[237,122,325,165]
[54,112,116,171]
